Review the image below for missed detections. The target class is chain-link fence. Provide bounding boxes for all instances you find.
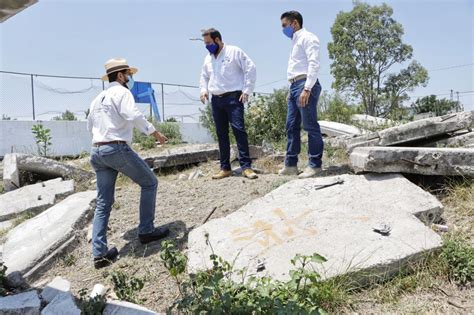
[0,71,271,123]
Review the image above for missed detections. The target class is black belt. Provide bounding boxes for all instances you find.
[213,90,242,98]
[93,140,126,147]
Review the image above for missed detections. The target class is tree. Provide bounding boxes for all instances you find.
[32,124,52,157]
[328,2,428,116]
[412,95,460,117]
[53,110,77,121]
[1,114,11,120]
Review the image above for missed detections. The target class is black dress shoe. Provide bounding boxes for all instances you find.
[93,247,119,269]
[138,226,170,244]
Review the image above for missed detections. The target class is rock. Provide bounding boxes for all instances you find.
[187,174,443,283]
[343,111,474,151]
[350,147,474,177]
[319,120,364,137]
[148,144,219,169]
[0,178,75,221]
[103,300,158,315]
[41,276,71,303]
[5,271,26,288]
[231,145,272,161]
[177,174,187,181]
[90,283,107,298]
[3,153,20,192]
[188,170,203,180]
[2,191,96,277]
[15,153,94,182]
[351,114,393,128]
[41,292,80,315]
[0,290,41,315]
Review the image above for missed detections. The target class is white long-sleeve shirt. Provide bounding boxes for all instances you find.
[287,28,320,90]
[199,44,256,96]
[87,82,156,144]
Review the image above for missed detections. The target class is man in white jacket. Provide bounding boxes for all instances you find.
[87,58,169,268]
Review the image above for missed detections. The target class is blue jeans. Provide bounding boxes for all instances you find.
[285,79,324,168]
[211,92,251,171]
[90,143,158,257]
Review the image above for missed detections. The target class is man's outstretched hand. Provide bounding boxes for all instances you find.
[152,131,168,145]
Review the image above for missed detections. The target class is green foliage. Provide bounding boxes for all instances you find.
[0,262,7,296]
[110,270,145,304]
[328,2,428,116]
[156,122,182,145]
[53,110,77,121]
[318,91,359,124]
[412,95,461,117]
[165,117,178,122]
[1,114,11,120]
[78,288,107,315]
[61,254,77,267]
[441,236,474,285]
[160,238,348,314]
[31,124,52,157]
[200,89,288,145]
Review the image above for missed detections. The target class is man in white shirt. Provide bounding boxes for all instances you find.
[87,58,169,268]
[199,28,258,180]
[278,11,324,179]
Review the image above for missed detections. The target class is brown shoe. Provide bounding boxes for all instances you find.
[212,170,232,180]
[243,168,258,179]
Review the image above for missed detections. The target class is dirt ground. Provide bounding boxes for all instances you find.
[4,147,473,314]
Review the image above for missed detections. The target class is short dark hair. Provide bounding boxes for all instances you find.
[201,28,222,41]
[107,69,127,82]
[281,11,303,27]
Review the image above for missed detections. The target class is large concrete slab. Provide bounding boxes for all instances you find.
[0,290,41,315]
[0,178,75,221]
[340,111,474,151]
[3,153,20,192]
[420,131,474,148]
[319,120,363,137]
[350,147,474,176]
[148,144,219,169]
[187,174,443,283]
[14,153,94,181]
[41,276,71,303]
[2,191,96,277]
[351,114,392,128]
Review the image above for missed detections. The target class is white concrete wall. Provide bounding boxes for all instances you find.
[0,120,214,157]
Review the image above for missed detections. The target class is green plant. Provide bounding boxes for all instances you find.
[32,124,52,157]
[318,91,359,124]
[61,254,76,267]
[110,270,145,304]
[156,122,182,144]
[0,262,7,296]
[160,237,348,314]
[441,236,474,285]
[78,288,107,315]
[53,109,77,121]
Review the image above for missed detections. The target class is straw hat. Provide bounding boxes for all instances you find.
[101,58,138,81]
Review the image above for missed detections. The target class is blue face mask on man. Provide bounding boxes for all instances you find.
[282,25,294,39]
[206,42,219,54]
[126,75,134,90]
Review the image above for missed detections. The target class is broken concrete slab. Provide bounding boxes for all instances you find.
[0,178,75,221]
[351,114,393,127]
[420,131,474,148]
[3,153,20,192]
[103,300,158,315]
[0,290,41,315]
[187,174,443,283]
[12,153,94,182]
[146,144,219,169]
[319,120,364,137]
[41,292,80,315]
[350,147,474,177]
[231,144,273,161]
[2,191,96,277]
[41,276,71,303]
[340,111,474,151]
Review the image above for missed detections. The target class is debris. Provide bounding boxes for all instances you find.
[202,206,218,224]
[319,120,364,137]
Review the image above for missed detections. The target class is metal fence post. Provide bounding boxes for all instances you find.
[161,83,165,122]
[30,74,36,120]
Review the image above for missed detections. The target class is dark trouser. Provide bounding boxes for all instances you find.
[211,92,251,171]
[285,79,324,168]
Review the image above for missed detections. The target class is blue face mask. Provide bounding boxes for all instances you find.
[282,25,294,39]
[126,75,134,90]
[206,43,219,54]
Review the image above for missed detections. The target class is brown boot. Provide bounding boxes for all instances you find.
[243,168,258,179]
[212,170,232,180]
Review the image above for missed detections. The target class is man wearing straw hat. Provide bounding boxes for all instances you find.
[87,58,169,269]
